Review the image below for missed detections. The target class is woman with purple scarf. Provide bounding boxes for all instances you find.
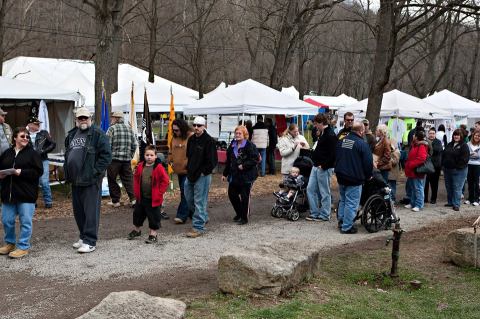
[222,125,259,225]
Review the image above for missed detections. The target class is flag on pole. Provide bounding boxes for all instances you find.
[142,88,154,146]
[130,82,140,166]
[167,86,175,175]
[100,81,109,132]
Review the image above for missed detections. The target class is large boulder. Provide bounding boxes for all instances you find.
[77,291,186,319]
[445,228,480,268]
[218,242,321,296]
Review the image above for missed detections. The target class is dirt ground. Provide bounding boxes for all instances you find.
[0,174,478,319]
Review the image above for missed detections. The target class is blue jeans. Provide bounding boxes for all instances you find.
[405,178,412,201]
[338,184,362,231]
[39,160,52,205]
[380,170,389,184]
[176,174,191,222]
[2,203,36,250]
[258,148,266,176]
[184,174,212,232]
[306,167,333,219]
[444,167,468,208]
[407,177,425,209]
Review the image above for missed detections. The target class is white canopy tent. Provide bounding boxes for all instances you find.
[206,82,226,95]
[423,89,480,118]
[303,93,358,110]
[2,56,197,112]
[0,76,81,152]
[0,76,80,101]
[111,79,198,113]
[281,86,300,99]
[338,89,452,119]
[183,79,318,115]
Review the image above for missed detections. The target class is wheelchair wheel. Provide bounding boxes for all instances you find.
[362,194,388,233]
[288,209,300,221]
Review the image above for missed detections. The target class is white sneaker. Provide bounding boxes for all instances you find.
[411,207,420,212]
[473,202,479,206]
[107,201,121,208]
[404,204,412,209]
[77,243,96,253]
[464,200,471,205]
[72,239,83,249]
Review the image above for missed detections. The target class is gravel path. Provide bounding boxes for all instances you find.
[1,198,477,283]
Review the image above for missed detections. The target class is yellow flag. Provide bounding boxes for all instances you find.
[167,87,175,175]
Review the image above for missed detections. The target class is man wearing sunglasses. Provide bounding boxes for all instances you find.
[337,112,354,141]
[0,108,12,156]
[184,116,218,238]
[64,107,112,253]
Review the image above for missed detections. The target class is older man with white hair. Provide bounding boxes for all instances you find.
[184,116,218,238]
[64,107,112,253]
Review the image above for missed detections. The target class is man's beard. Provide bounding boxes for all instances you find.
[79,123,89,130]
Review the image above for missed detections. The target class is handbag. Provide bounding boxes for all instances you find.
[414,157,435,174]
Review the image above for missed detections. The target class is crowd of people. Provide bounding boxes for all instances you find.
[0,105,479,258]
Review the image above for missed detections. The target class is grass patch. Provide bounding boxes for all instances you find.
[186,241,480,319]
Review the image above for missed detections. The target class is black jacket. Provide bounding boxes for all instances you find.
[311,125,337,169]
[223,140,259,184]
[186,131,218,182]
[430,138,443,169]
[32,130,56,160]
[0,145,43,203]
[267,125,278,149]
[442,141,469,170]
[64,125,112,186]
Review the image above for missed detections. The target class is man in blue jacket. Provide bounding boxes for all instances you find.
[64,107,112,253]
[335,121,373,234]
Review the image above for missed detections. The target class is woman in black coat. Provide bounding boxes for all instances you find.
[222,125,259,225]
[0,127,43,259]
[442,129,470,211]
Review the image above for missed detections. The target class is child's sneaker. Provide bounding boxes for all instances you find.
[145,235,158,244]
[127,230,141,240]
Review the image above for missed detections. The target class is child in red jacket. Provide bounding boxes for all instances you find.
[128,145,169,243]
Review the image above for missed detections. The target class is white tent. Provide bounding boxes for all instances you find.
[206,82,226,95]
[303,93,358,110]
[111,79,198,113]
[339,89,452,119]
[0,76,80,102]
[281,86,300,99]
[2,56,197,112]
[183,79,318,115]
[424,89,480,118]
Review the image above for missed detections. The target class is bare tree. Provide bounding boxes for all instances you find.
[0,0,9,75]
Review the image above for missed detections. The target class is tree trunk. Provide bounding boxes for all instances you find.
[298,39,307,100]
[466,16,480,99]
[148,0,158,83]
[91,0,124,124]
[0,0,8,76]
[365,0,396,129]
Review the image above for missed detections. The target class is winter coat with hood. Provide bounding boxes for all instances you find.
[405,140,428,178]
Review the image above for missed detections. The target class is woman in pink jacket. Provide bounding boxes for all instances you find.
[404,130,428,212]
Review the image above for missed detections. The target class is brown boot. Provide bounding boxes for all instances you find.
[186,229,203,238]
[0,244,15,255]
[8,249,29,259]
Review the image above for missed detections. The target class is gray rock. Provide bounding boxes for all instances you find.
[218,242,321,296]
[77,291,186,319]
[445,228,480,268]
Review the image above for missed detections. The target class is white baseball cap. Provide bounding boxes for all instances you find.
[75,107,91,118]
[193,116,206,126]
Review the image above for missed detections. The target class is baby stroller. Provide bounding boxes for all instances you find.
[271,152,313,221]
[336,170,399,232]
